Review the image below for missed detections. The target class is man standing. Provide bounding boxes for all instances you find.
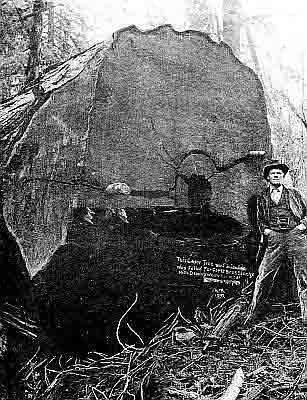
[247,161,307,324]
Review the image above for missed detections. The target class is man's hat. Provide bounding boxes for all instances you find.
[263,161,289,180]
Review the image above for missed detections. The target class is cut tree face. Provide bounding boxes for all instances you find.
[267,169,285,186]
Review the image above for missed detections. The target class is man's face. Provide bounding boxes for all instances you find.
[267,169,285,186]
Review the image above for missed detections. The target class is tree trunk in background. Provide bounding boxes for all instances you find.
[63,19,71,53]
[47,1,55,46]
[25,0,44,85]
[223,0,241,56]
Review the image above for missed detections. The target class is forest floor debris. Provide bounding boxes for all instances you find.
[20,301,307,400]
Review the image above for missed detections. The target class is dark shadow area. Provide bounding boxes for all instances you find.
[0,200,33,310]
[127,207,243,239]
[185,174,212,209]
[246,194,262,274]
[0,188,38,400]
[33,206,251,355]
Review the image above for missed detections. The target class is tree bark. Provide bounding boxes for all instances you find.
[25,0,44,86]
[47,1,55,46]
[0,42,105,175]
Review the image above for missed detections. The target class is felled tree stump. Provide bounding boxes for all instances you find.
[1,25,271,354]
[4,25,271,274]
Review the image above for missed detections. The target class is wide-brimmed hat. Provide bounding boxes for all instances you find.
[263,162,289,179]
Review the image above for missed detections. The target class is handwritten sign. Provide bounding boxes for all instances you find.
[176,256,253,287]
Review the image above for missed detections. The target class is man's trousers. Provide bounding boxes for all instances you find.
[249,228,307,322]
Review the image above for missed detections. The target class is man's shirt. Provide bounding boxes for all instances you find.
[270,184,283,204]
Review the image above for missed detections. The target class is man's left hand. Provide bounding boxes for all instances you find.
[296,223,307,231]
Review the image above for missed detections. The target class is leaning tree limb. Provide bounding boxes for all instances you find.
[0,42,108,173]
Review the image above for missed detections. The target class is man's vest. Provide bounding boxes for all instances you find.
[269,188,299,231]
